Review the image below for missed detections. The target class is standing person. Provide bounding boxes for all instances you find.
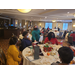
[27,30,32,40]
[47,26,49,31]
[63,30,67,38]
[7,35,21,65]
[44,32,58,45]
[43,29,48,41]
[39,26,42,31]
[19,31,32,52]
[68,30,73,37]
[28,25,32,33]
[70,31,75,46]
[58,27,60,31]
[32,25,40,42]
[41,28,45,33]
[65,31,69,42]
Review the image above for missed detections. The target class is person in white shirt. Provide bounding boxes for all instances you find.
[65,31,69,42]
[27,30,32,40]
[39,26,42,31]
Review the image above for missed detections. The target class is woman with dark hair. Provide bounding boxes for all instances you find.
[52,47,74,65]
[7,35,21,65]
[19,31,32,52]
[32,25,40,42]
[44,32,58,45]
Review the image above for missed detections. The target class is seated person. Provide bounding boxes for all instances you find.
[51,47,74,65]
[7,35,21,65]
[65,31,69,42]
[44,32,58,45]
[27,30,32,40]
[19,31,32,52]
[70,31,75,46]
[68,30,73,37]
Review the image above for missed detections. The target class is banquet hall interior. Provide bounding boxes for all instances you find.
[0,9,75,65]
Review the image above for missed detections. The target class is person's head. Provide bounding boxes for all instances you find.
[22,31,29,39]
[46,29,48,32]
[47,32,55,40]
[27,30,29,33]
[34,25,38,30]
[58,47,74,64]
[73,30,75,33]
[23,29,25,32]
[9,35,18,45]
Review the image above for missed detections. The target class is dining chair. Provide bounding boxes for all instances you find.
[0,48,7,65]
[68,36,73,45]
[57,32,63,39]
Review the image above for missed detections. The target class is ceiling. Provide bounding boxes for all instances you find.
[0,9,75,22]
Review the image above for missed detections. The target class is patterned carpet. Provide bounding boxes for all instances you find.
[0,38,9,57]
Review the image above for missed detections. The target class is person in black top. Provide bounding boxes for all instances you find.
[19,31,32,52]
[63,30,67,38]
[51,47,74,65]
[58,27,60,31]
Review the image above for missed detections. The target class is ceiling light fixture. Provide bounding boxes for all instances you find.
[52,20,56,22]
[67,12,69,14]
[17,9,31,13]
[45,17,47,18]
[73,25,75,27]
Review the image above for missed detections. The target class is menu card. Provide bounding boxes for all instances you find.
[34,46,39,60]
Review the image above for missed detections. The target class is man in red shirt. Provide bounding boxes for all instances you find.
[70,31,75,46]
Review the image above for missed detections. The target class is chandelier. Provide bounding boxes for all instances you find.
[17,9,31,13]
[52,20,56,22]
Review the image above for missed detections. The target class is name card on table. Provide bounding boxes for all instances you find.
[34,46,39,60]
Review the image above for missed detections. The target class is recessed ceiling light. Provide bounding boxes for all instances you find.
[45,17,47,18]
[67,12,69,14]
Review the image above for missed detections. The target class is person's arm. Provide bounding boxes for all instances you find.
[32,31,36,41]
[22,41,27,50]
[55,38,58,45]
[10,47,21,62]
[70,34,72,36]
[44,37,48,43]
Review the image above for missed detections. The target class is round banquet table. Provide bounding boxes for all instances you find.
[22,44,63,65]
[54,32,59,37]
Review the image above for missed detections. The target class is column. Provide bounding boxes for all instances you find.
[22,20,25,28]
[72,19,75,31]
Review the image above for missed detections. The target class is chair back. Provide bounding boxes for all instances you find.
[68,36,73,44]
[59,32,63,37]
[0,48,7,65]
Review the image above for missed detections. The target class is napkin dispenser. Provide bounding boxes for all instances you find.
[34,46,39,60]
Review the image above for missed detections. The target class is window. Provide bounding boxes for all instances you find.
[45,23,52,29]
[63,23,68,30]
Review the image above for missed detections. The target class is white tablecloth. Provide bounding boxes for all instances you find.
[22,44,62,65]
[49,30,59,37]
[54,32,59,37]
